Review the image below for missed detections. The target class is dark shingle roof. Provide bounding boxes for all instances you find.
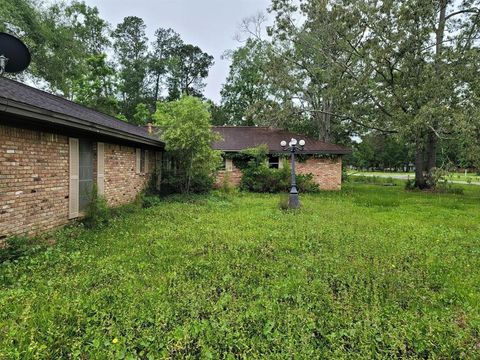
[0,77,162,146]
[212,126,351,155]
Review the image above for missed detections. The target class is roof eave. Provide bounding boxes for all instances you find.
[215,149,352,155]
[0,98,164,148]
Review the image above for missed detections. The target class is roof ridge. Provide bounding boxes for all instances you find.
[0,77,147,134]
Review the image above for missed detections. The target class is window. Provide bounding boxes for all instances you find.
[140,149,146,173]
[78,139,93,212]
[136,148,147,174]
[268,156,280,169]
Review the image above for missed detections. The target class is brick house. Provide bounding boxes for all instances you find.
[0,78,164,239]
[212,126,351,190]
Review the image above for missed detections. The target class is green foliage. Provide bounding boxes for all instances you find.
[154,96,221,194]
[221,39,272,125]
[132,103,151,125]
[238,146,319,193]
[83,185,110,229]
[72,54,119,116]
[112,16,149,119]
[167,44,215,99]
[0,236,36,263]
[1,184,480,358]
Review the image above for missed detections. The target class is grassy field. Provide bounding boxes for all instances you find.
[1,184,480,358]
[349,170,480,183]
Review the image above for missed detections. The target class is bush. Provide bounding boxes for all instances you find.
[0,236,32,263]
[297,173,320,193]
[84,186,110,229]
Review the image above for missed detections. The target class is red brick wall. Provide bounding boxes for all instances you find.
[104,145,155,207]
[215,155,343,190]
[1,124,157,238]
[295,156,342,190]
[0,125,69,238]
[215,167,242,188]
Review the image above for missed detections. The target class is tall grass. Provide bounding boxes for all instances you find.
[0,184,479,358]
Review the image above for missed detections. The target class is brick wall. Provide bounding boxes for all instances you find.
[215,155,343,190]
[216,167,242,188]
[295,156,342,190]
[0,125,69,238]
[1,124,158,238]
[104,145,155,207]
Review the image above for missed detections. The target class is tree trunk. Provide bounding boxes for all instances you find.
[415,0,446,189]
[414,141,427,189]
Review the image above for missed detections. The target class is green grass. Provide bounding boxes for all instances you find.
[349,170,480,183]
[1,184,480,358]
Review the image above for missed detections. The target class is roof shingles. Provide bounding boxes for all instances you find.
[0,78,161,144]
[212,126,351,154]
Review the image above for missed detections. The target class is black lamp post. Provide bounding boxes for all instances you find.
[281,138,305,209]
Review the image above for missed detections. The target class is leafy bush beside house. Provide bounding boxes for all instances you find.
[238,146,319,193]
[154,96,222,194]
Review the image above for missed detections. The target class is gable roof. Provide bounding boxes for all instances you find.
[0,78,163,147]
[212,126,351,155]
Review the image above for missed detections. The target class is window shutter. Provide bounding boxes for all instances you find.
[135,148,141,174]
[225,158,233,172]
[278,158,284,169]
[69,138,79,219]
[144,150,149,173]
[155,152,162,191]
[97,142,105,195]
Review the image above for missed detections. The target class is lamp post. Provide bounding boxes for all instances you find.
[280,138,305,209]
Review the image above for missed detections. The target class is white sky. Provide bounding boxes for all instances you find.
[83,0,272,103]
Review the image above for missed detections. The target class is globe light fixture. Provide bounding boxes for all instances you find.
[280,137,305,209]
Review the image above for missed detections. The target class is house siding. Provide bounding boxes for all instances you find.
[215,155,342,191]
[295,156,342,190]
[104,145,155,207]
[0,125,69,238]
[0,124,157,239]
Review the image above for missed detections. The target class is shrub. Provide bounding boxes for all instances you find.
[154,96,221,194]
[297,173,320,193]
[84,185,110,229]
[0,236,32,263]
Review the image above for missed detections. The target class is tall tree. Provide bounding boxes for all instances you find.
[148,28,183,109]
[167,44,214,99]
[220,39,271,125]
[72,54,118,116]
[112,16,148,119]
[268,0,480,188]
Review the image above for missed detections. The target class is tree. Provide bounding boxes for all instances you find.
[153,96,221,194]
[148,28,183,109]
[73,54,118,116]
[132,103,151,126]
[167,44,214,99]
[112,16,148,119]
[220,39,271,125]
[268,0,480,188]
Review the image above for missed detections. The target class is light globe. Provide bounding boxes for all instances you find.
[280,140,287,147]
[291,138,298,146]
[299,139,305,146]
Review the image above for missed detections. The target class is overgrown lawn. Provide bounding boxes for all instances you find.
[1,184,480,358]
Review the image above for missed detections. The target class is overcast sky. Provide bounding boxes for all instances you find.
[83,0,271,103]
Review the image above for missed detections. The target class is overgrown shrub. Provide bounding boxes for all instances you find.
[239,146,319,193]
[84,185,110,229]
[297,173,320,193]
[0,236,33,263]
[154,96,221,194]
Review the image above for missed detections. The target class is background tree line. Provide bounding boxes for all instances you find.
[1,0,214,122]
[217,1,480,187]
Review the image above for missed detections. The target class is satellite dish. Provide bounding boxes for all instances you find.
[0,32,31,76]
